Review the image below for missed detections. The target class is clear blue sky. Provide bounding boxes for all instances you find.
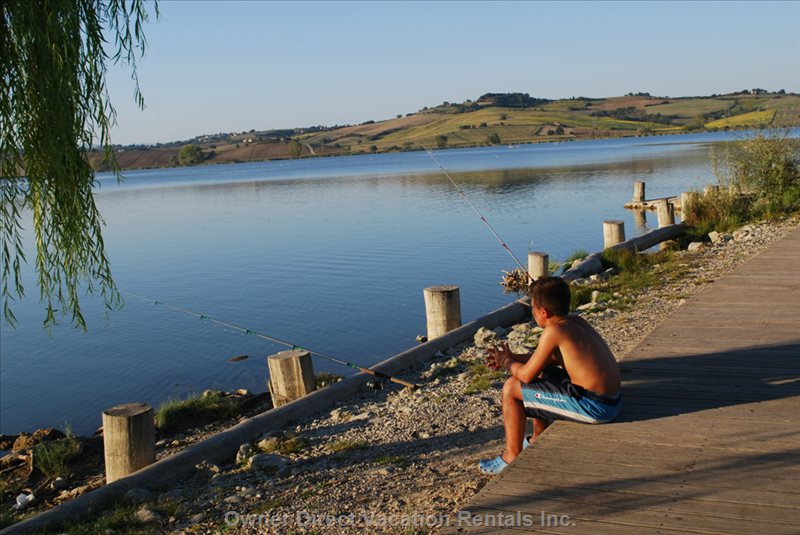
[106,0,800,145]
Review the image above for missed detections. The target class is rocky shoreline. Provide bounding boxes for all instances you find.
[2,216,797,534]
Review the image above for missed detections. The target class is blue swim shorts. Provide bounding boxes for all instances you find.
[521,366,621,424]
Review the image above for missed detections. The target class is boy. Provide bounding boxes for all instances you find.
[480,276,621,475]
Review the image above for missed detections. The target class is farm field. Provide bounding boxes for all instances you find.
[94,91,800,170]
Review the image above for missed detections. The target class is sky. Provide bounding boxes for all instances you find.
[105,1,800,146]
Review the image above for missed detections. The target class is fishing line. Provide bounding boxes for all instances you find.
[423,146,531,279]
[122,290,418,390]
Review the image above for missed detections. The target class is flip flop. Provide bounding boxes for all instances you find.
[523,436,531,449]
[479,454,509,475]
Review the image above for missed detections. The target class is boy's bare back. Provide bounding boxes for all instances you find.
[541,314,621,397]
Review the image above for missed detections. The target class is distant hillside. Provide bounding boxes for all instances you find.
[92,90,800,171]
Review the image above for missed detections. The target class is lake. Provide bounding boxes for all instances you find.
[0,132,736,435]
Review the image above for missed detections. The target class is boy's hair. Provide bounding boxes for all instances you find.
[530,276,571,316]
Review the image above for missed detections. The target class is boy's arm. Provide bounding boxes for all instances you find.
[501,328,560,384]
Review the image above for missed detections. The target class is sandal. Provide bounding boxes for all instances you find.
[479,454,509,475]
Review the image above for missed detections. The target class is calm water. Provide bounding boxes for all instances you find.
[1,132,733,435]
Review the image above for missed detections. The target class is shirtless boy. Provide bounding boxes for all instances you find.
[480,276,622,475]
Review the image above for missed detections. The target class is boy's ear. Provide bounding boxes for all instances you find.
[539,306,555,319]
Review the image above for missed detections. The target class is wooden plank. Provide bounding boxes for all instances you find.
[491,466,800,508]
[461,494,800,535]
[456,228,800,534]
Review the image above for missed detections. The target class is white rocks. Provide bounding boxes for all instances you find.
[687,242,706,252]
[134,506,162,525]
[11,492,34,510]
[247,453,289,474]
[257,437,281,452]
[708,231,733,245]
[473,327,496,346]
[236,443,255,465]
[733,226,754,241]
[188,512,206,524]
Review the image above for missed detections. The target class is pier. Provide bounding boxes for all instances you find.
[447,226,800,534]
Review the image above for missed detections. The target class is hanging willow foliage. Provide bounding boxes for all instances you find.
[1,0,157,328]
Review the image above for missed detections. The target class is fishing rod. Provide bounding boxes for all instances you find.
[423,147,532,281]
[122,291,418,390]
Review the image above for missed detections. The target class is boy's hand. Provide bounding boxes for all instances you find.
[486,342,514,371]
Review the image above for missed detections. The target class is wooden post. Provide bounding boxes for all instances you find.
[603,220,625,249]
[102,403,155,484]
[267,349,316,408]
[680,191,695,214]
[656,200,675,228]
[633,181,646,202]
[633,209,647,229]
[527,252,549,281]
[423,285,461,340]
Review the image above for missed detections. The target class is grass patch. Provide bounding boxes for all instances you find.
[326,439,367,453]
[47,500,159,535]
[464,363,505,395]
[155,392,240,433]
[252,496,286,514]
[372,454,406,465]
[570,285,596,311]
[32,433,82,479]
[259,434,309,455]
[562,249,589,270]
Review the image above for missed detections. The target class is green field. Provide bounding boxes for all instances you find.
[104,92,800,169]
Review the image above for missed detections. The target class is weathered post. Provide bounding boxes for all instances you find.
[656,199,675,228]
[423,285,461,340]
[102,403,155,483]
[633,209,647,230]
[603,220,626,249]
[680,191,695,214]
[527,252,549,281]
[267,349,316,408]
[633,181,646,203]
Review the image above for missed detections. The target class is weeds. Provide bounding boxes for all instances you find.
[259,434,309,455]
[464,363,505,394]
[48,500,159,535]
[326,439,367,453]
[155,392,240,433]
[32,433,82,479]
[372,454,405,465]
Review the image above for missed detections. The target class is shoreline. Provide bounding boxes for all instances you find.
[102,128,754,174]
[3,215,797,532]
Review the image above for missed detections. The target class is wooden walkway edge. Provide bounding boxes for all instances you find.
[445,226,800,534]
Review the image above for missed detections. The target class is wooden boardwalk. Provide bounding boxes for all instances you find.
[445,227,800,534]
